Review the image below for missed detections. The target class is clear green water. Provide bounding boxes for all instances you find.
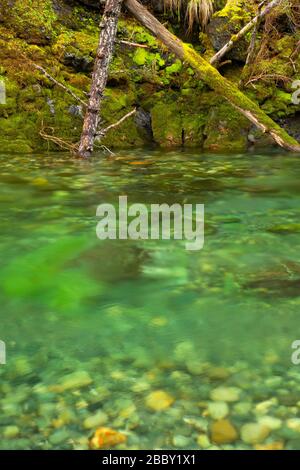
[1,150,300,450]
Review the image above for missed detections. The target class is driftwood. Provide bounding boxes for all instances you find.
[210,0,283,66]
[125,0,300,152]
[78,0,123,158]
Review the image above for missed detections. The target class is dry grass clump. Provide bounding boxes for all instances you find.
[164,0,214,31]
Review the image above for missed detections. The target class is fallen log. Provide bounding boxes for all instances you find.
[78,0,123,158]
[210,0,283,66]
[125,0,300,152]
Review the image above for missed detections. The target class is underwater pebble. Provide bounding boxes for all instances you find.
[13,357,32,377]
[197,434,211,449]
[89,427,127,449]
[258,416,282,431]
[3,426,20,439]
[210,386,241,402]
[172,435,190,448]
[232,402,252,416]
[207,402,229,420]
[255,398,277,415]
[265,376,283,388]
[145,390,174,411]
[241,423,270,444]
[55,370,92,392]
[49,429,70,445]
[183,416,208,432]
[206,366,231,380]
[210,420,238,445]
[287,418,300,432]
[83,410,108,429]
[255,441,284,451]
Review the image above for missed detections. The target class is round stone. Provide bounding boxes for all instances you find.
[210,386,241,402]
[241,423,270,444]
[210,419,238,444]
[207,401,229,420]
[83,410,108,429]
[145,390,174,411]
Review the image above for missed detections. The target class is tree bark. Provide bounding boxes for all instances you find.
[210,0,283,66]
[78,0,123,158]
[125,0,300,152]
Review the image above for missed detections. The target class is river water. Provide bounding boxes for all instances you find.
[1,149,300,449]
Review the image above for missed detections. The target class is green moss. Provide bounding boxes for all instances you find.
[183,43,300,151]
[151,90,207,148]
[215,0,252,22]
[204,102,250,152]
[0,139,33,153]
[0,0,299,152]
[0,0,57,45]
[268,224,300,234]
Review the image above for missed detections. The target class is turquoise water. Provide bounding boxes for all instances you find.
[1,150,300,449]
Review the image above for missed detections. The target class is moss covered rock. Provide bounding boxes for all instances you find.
[207,0,256,62]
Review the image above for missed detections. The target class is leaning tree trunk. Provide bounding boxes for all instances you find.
[78,0,123,159]
[125,0,300,152]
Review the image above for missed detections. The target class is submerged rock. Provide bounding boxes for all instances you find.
[207,402,229,420]
[210,386,241,402]
[3,426,20,439]
[52,370,92,392]
[145,390,174,411]
[242,261,300,297]
[89,427,127,449]
[210,419,238,445]
[83,411,108,430]
[241,423,270,445]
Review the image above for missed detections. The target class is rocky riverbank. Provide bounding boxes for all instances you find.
[0,0,299,153]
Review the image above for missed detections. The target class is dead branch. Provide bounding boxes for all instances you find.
[246,1,266,66]
[96,108,137,138]
[210,0,284,67]
[119,40,149,48]
[32,63,88,108]
[39,123,79,154]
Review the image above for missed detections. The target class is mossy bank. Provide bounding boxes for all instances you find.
[0,0,299,153]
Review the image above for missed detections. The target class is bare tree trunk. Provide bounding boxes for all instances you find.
[210,0,283,66]
[78,0,123,159]
[125,0,300,152]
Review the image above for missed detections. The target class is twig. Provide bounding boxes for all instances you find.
[119,40,149,48]
[94,144,116,156]
[244,73,291,87]
[96,108,137,138]
[39,122,79,154]
[32,63,88,107]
